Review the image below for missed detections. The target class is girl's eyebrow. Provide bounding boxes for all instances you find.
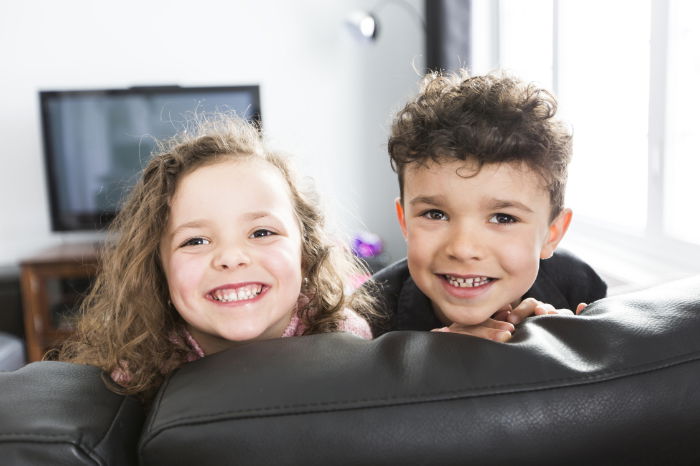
[166,220,209,241]
[241,211,273,221]
[167,212,276,239]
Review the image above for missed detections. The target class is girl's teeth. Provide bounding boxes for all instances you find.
[445,275,491,288]
[212,285,263,302]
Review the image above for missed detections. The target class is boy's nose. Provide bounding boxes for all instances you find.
[444,224,485,261]
[212,243,251,270]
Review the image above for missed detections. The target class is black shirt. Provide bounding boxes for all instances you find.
[366,249,608,337]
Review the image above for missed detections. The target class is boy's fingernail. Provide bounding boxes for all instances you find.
[499,331,513,342]
[431,327,450,333]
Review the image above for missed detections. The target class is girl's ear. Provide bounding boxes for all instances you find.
[395,197,408,239]
[540,208,572,259]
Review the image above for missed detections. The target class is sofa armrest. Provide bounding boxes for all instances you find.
[140,276,700,466]
[0,361,144,466]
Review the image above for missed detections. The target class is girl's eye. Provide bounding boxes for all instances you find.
[251,229,276,239]
[421,209,448,221]
[489,213,517,224]
[181,237,210,247]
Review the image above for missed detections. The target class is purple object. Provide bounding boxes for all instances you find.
[352,231,383,258]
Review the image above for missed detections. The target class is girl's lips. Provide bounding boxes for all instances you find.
[206,282,269,305]
[208,282,266,293]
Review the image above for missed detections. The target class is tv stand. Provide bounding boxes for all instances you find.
[20,242,99,362]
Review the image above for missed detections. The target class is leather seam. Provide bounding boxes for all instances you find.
[142,350,700,445]
[0,433,77,439]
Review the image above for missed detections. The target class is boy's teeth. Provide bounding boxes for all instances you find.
[212,285,263,302]
[444,275,491,288]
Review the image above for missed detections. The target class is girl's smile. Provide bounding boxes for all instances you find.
[207,283,267,304]
[159,157,304,354]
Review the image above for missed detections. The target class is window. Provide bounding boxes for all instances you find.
[471,0,700,292]
[664,0,700,245]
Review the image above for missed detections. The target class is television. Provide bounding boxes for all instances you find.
[39,85,261,232]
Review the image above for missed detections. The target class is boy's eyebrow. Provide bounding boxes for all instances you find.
[485,198,535,213]
[409,196,534,213]
[408,195,445,206]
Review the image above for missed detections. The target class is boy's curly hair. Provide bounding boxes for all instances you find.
[388,70,572,218]
[53,115,377,401]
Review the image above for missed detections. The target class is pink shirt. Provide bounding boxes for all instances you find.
[184,307,372,359]
[112,308,371,384]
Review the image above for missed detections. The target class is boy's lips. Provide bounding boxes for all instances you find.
[437,273,496,298]
[206,282,268,304]
[441,273,494,288]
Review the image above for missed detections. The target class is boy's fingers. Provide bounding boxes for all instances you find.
[479,318,515,332]
[432,320,515,342]
[509,298,579,323]
[507,298,540,324]
[533,302,556,315]
[449,326,513,342]
[491,309,511,322]
[576,302,588,314]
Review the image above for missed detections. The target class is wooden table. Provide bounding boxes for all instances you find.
[20,243,99,362]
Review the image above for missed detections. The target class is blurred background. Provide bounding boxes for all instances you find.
[1,0,698,332]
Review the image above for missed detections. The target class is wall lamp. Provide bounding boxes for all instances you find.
[345,0,425,43]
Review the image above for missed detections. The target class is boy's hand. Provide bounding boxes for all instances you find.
[430,301,589,342]
[431,319,515,343]
[498,298,588,325]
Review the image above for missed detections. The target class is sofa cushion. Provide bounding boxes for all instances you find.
[0,361,144,466]
[140,276,700,466]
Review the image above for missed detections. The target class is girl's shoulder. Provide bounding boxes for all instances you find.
[283,307,373,340]
[337,308,372,340]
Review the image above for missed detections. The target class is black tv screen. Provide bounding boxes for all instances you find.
[39,85,261,231]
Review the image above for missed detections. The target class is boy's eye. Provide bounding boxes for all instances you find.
[251,229,276,239]
[181,237,210,247]
[421,209,448,221]
[488,213,517,224]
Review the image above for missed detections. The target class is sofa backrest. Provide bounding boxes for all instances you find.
[0,361,144,466]
[139,276,700,466]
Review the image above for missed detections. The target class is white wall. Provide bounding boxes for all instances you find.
[0,0,424,266]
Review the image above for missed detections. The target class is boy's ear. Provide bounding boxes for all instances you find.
[540,208,572,259]
[395,197,408,240]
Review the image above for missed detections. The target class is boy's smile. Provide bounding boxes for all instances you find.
[396,159,571,327]
[440,273,495,299]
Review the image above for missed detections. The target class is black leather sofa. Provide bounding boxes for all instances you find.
[2,276,700,465]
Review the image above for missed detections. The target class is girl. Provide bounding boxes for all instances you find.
[54,115,376,402]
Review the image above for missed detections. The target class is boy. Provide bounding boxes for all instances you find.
[368,70,606,340]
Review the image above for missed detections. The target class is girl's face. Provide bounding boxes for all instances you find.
[160,157,303,354]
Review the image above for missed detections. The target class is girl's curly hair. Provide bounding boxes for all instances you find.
[388,70,572,218]
[53,115,377,401]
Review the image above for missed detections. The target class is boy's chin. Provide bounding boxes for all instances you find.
[434,306,501,328]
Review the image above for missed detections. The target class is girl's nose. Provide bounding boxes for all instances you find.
[212,242,251,270]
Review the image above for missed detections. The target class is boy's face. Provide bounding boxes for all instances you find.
[396,159,571,327]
